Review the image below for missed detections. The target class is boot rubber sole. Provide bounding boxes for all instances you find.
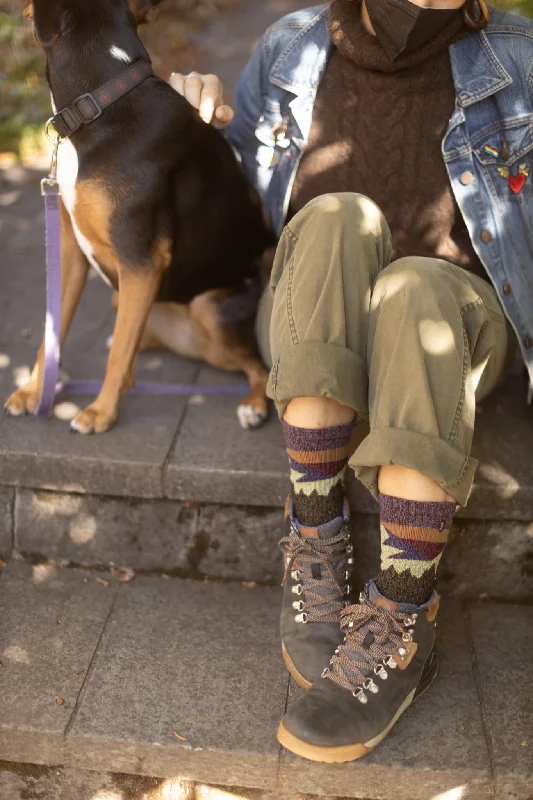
[282,644,312,690]
[277,658,439,763]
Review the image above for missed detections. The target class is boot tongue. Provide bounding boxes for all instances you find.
[366,579,421,614]
[289,504,349,609]
[296,515,345,541]
[291,500,349,541]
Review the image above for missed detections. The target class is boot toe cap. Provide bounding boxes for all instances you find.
[283,680,363,747]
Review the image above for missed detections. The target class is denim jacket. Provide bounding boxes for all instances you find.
[226,4,533,394]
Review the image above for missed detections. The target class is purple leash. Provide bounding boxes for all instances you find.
[36,184,62,416]
[35,144,247,417]
[55,381,248,398]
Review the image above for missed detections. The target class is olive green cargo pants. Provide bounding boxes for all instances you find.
[256,193,509,506]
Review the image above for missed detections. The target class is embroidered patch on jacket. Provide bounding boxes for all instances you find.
[497,163,530,194]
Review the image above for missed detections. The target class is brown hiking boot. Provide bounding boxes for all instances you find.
[277,579,439,762]
[278,497,353,689]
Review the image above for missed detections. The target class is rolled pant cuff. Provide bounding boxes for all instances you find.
[267,341,367,420]
[349,428,479,507]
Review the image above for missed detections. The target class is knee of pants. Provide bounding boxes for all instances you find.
[287,192,391,251]
[370,257,476,360]
[372,256,463,312]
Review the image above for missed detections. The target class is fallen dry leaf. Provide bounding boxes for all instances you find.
[173,730,188,742]
[117,567,135,583]
[95,577,110,587]
[0,560,6,570]
[521,740,528,747]
[241,581,256,590]
[75,669,85,676]
[184,500,197,509]
[54,696,64,706]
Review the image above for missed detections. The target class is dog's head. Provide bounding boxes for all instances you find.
[23,0,167,49]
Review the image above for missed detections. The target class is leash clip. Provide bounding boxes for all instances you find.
[41,119,63,196]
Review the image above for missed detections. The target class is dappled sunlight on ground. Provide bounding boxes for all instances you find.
[195,786,251,800]
[30,492,98,542]
[431,787,467,800]
[13,364,31,389]
[477,460,520,498]
[2,645,30,665]
[31,493,83,517]
[53,401,81,421]
[157,779,194,800]
[69,513,97,544]
[91,791,124,800]
[32,563,58,584]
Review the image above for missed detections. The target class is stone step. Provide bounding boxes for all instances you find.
[2,486,531,603]
[0,761,340,800]
[0,562,531,800]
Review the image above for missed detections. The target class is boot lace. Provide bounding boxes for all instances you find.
[324,594,418,702]
[278,523,352,624]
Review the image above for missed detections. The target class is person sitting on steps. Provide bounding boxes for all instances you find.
[169,0,533,764]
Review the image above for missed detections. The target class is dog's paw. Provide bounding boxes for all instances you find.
[4,386,41,417]
[70,403,117,434]
[237,402,268,430]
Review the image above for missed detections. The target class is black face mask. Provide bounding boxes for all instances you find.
[364,0,459,61]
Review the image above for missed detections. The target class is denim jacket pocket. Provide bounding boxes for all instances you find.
[472,117,533,203]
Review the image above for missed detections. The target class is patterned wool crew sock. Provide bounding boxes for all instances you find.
[282,420,356,527]
[375,494,456,606]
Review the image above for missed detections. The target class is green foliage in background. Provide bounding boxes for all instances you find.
[1,0,532,158]
[498,0,533,15]
[0,6,50,156]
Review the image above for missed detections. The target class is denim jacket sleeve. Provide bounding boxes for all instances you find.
[226,36,268,186]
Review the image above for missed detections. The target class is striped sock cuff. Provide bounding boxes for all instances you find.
[379,494,456,531]
[282,420,356,452]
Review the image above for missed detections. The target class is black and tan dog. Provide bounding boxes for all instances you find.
[5,0,273,433]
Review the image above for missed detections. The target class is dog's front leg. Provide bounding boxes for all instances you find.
[5,200,90,416]
[70,263,165,434]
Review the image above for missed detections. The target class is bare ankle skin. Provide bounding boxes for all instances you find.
[379,465,455,503]
[284,397,356,428]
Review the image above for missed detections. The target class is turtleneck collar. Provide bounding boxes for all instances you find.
[329,0,468,73]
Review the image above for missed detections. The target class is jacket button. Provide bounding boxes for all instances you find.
[503,283,512,295]
[480,230,492,243]
[460,171,474,185]
[525,337,533,350]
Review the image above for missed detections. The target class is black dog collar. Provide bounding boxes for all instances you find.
[50,59,153,139]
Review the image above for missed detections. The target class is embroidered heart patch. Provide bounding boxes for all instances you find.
[497,162,530,194]
[508,173,526,194]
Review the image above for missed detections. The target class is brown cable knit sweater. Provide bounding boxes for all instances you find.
[289,0,486,278]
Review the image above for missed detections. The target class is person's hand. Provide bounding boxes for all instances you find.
[169,72,234,127]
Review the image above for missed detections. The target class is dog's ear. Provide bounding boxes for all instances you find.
[127,0,167,24]
[26,0,62,47]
